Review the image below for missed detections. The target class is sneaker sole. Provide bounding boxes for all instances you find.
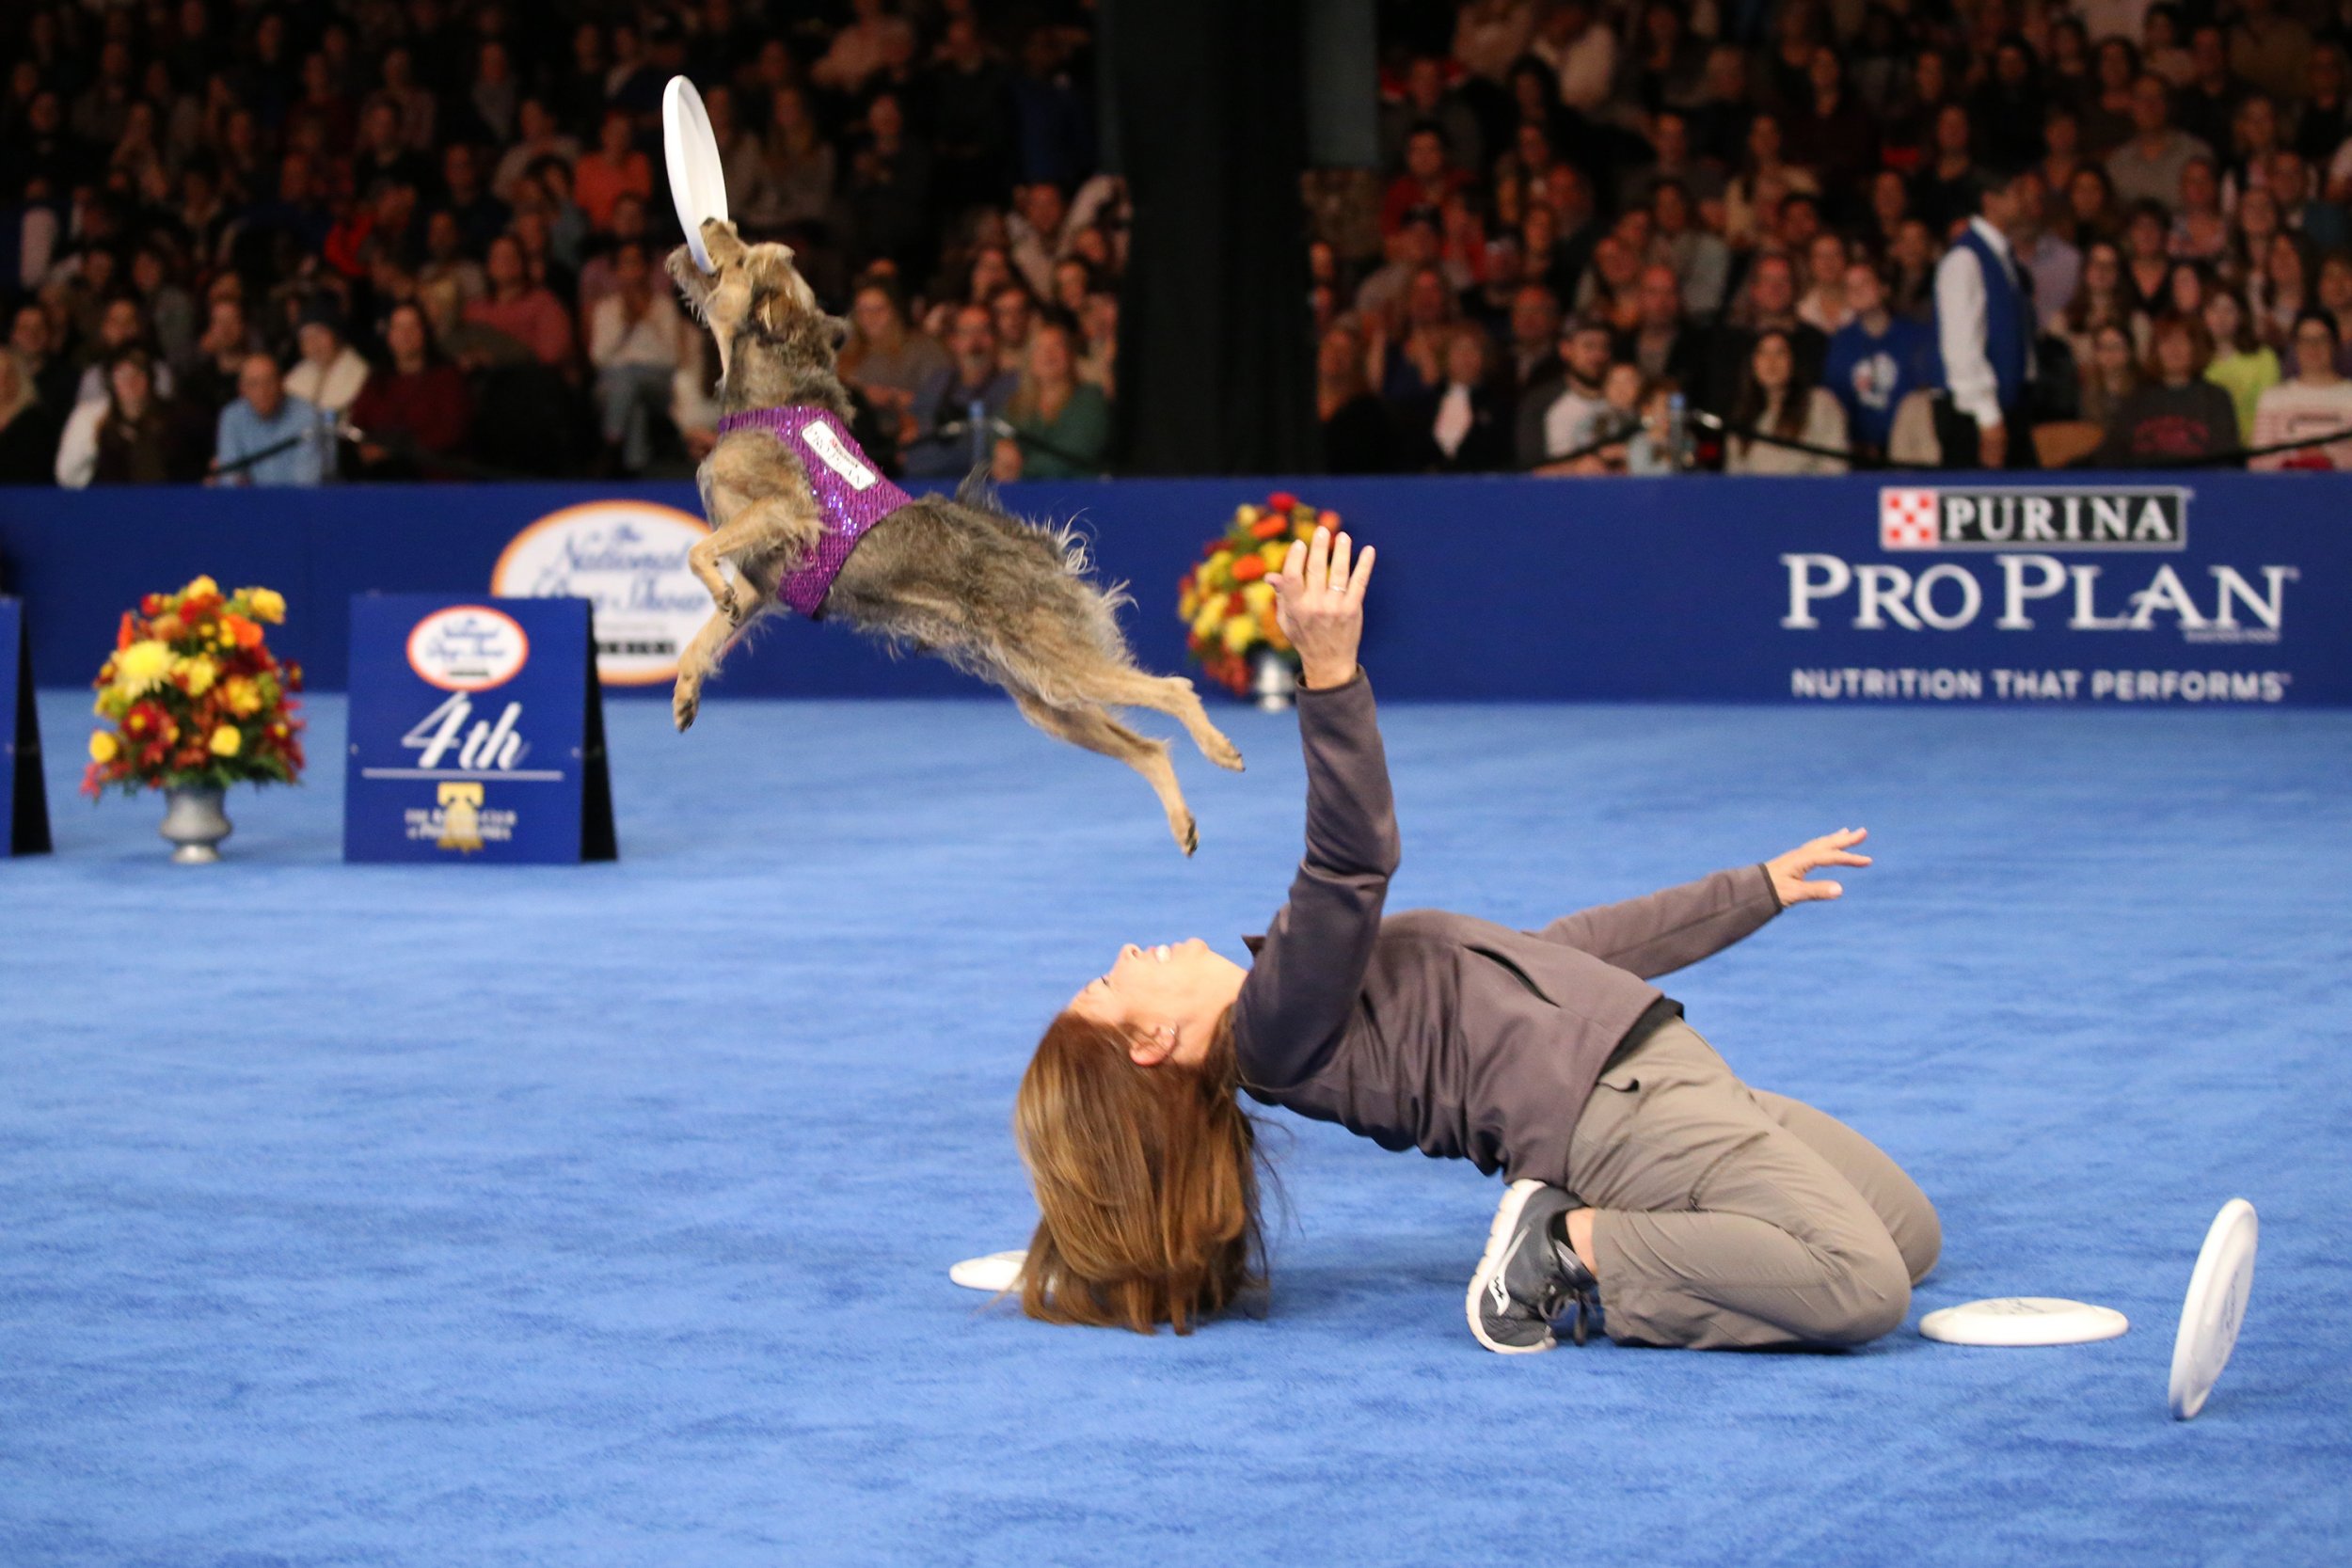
[1465,1178,1556,1355]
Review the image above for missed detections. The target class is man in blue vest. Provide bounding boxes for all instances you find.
[1933,166,2038,469]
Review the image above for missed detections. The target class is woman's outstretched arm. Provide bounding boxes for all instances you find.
[1531,829,1872,979]
[1230,529,1390,1092]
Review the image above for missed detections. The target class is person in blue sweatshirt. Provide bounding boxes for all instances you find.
[1821,259,1938,464]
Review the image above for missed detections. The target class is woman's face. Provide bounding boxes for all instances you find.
[1752,333,1792,392]
[2320,257,2352,310]
[2270,234,2306,290]
[2293,318,2337,379]
[1069,940,1248,1059]
[2084,243,2121,293]
[850,287,897,342]
[2240,189,2279,236]
[1872,170,1907,224]
[2202,290,2240,345]
[1318,326,1360,380]
[1029,326,1073,382]
[387,308,425,362]
[2093,325,2134,381]
[2169,266,2203,315]
[110,358,151,410]
[2098,40,2133,89]
[2154,327,2196,383]
[1808,233,1847,291]
[2069,167,2107,220]
[1748,114,1782,162]
[2182,160,2217,211]
[1055,260,1089,308]
[2127,213,2165,261]
[1935,103,1971,156]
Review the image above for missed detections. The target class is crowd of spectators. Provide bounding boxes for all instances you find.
[1317,0,2352,474]
[0,0,1117,489]
[13,1,2352,491]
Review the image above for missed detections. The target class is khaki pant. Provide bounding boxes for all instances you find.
[1568,1021,1941,1350]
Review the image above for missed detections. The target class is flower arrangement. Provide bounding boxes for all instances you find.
[83,577,306,796]
[1176,490,1344,696]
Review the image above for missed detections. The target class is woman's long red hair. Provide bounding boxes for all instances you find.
[1013,1008,1263,1334]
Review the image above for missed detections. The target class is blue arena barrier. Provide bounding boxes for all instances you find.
[0,473,2344,705]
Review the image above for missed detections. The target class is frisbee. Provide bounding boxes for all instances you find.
[662,75,728,272]
[1918,1296,2131,1346]
[949,1250,1026,1293]
[2169,1198,2258,1420]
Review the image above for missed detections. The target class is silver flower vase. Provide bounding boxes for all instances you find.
[159,784,232,864]
[1249,648,1298,712]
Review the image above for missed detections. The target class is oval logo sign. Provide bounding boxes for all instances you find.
[489,500,713,685]
[406,605,531,691]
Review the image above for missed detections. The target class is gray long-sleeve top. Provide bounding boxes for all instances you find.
[1231,671,1785,1189]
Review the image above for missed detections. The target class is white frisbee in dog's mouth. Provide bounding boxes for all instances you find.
[663,75,728,272]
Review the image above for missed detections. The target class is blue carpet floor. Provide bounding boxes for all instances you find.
[3,689,2347,1567]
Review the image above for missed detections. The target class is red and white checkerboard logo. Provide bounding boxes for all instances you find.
[1879,488,1941,549]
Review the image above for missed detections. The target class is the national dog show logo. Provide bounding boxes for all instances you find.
[490,500,712,684]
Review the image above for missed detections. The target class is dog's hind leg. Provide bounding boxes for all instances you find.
[976,607,1246,774]
[1068,667,1246,773]
[1011,690,1199,856]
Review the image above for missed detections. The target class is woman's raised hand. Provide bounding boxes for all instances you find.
[1273,526,1375,690]
[1765,827,1872,905]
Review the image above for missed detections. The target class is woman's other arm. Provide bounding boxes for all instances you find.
[1533,830,1871,979]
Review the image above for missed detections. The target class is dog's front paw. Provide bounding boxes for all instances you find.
[673,683,701,732]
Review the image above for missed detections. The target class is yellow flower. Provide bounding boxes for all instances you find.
[1220,616,1257,655]
[173,655,218,696]
[208,724,243,757]
[181,575,220,601]
[240,587,286,625]
[1235,505,1261,526]
[222,676,264,717]
[1259,542,1288,568]
[1191,604,1223,641]
[1240,581,1276,613]
[88,729,118,763]
[113,639,174,695]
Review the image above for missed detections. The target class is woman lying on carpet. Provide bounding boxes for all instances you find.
[1015,526,1941,1353]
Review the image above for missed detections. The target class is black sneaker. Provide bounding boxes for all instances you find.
[1466,1179,1602,1354]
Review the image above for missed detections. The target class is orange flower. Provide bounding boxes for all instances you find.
[1232,555,1268,583]
[1250,515,1289,540]
[221,613,263,650]
[117,611,135,651]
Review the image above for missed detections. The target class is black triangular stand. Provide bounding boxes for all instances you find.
[8,608,52,856]
[579,654,617,862]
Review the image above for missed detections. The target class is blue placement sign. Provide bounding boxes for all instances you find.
[343,595,616,863]
[0,597,53,857]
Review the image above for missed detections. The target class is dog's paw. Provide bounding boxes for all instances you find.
[715,583,744,626]
[1174,815,1199,857]
[1201,732,1245,772]
[673,686,700,732]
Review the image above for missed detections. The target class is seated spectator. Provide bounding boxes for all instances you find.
[1706,253,1828,416]
[573,108,652,235]
[0,349,52,483]
[437,143,510,254]
[1824,261,1937,463]
[988,283,1038,377]
[2076,322,2140,430]
[491,99,580,204]
[1724,327,1849,475]
[2012,170,2082,325]
[2268,151,2348,257]
[349,302,472,480]
[1622,373,1684,475]
[576,195,656,328]
[1317,320,1392,475]
[1402,325,1513,473]
[1076,292,1118,399]
[744,86,838,233]
[419,211,489,307]
[211,354,324,487]
[587,240,685,474]
[1650,180,1729,319]
[1622,264,1705,388]
[1009,181,1073,298]
[284,302,370,416]
[1502,283,1564,395]
[2094,313,2240,464]
[1911,103,1985,237]
[1517,316,1614,472]
[2201,286,2280,442]
[2169,158,2231,263]
[466,234,574,370]
[839,277,950,450]
[179,296,259,420]
[2250,310,2352,467]
[1723,114,1820,252]
[2250,230,2315,345]
[2106,75,2211,212]
[1381,124,1473,236]
[9,304,76,416]
[1795,233,1853,335]
[903,304,1018,478]
[73,296,176,406]
[56,348,204,486]
[993,320,1110,480]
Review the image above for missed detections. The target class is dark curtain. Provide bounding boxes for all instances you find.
[1103,0,1319,475]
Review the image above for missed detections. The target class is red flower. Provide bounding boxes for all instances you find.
[1266,491,1298,513]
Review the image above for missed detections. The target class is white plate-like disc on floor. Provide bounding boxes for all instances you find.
[1918,1297,2130,1346]
[2169,1198,2258,1420]
[662,75,728,271]
[949,1250,1026,1293]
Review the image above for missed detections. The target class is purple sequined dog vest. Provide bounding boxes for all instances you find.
[714,405,915,617]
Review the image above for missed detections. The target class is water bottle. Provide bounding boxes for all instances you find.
[1666,392,1690,473]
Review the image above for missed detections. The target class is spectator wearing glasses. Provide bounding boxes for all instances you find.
[2251,310,2352,468]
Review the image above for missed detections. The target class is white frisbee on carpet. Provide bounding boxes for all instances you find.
[1918,1297,2131,1346]
[949,1250,1026,1293]
[2169,1198,2258,1420]
[662,75,728,271]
